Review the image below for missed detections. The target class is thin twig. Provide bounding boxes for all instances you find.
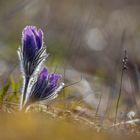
[114,69,124,124]
[63,75,82,89]
[95,92,103,116]
[114,49,128,124]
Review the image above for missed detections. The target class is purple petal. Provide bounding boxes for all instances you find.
[39,67,49,80]
[38,29,43,41]
[22,26,43,59]
[31,27,43,49]
[23,26,37,48]
[48,74,61,83]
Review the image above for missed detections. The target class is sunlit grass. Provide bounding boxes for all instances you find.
[0,111,139,140]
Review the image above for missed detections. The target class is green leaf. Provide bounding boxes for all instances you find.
[0,83,10,101]
[8,77,21,101]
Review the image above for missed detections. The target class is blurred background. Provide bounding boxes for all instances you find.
[1,0,140,119]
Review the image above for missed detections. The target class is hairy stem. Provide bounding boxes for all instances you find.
[20,76,30,110]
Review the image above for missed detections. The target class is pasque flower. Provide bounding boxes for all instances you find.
[23,26,43,60]
[23,67,64,108]
[17,26,64,110]
[18,26,47,77]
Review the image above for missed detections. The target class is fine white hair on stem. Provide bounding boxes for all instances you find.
[18,47,48,110]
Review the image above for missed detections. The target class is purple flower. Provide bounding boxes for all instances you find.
[18,26,48,76]
[22,26,43,61]
[24,67,64,107]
